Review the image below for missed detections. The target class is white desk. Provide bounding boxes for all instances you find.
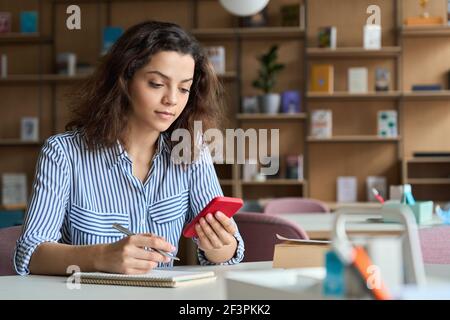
[0,262,448,300]
[278,213,443,239]
[0,262,270,300]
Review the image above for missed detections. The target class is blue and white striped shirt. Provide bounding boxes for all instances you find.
[14,130,245,275]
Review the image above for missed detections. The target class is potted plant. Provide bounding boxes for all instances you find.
[252,45,285,114]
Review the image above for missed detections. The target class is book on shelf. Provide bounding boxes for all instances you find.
[337,176,357,203]
[20,11,38,33]
[102,26,124,55]
[286,155,303,180]
[204,46,225,75]
[310,64,334,93]
[1,173,27,207]
[73,269,216,288]
[56,52,77,76]
[375,67,390,92]
[0,12,12,33]
[21,117,39,142]
[363,24,381,50]
[311,110,332,138]
[411,84,443,91]
[0,54,7,78]
[280,3,305,28]
[280,90,301,113]
[348,67,368,93]
[366,176,387,202]
[318,26,337,49]
[241,96,259,113]
[377,110,397,138]
[448,0,450,26]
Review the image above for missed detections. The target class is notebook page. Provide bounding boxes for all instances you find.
[75,269,215,282]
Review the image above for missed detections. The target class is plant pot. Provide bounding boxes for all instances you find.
[259,93,280,114]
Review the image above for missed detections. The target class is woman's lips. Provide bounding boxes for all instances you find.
[155,111,175,120]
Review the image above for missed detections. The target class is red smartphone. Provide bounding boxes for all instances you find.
[183,196,243,238]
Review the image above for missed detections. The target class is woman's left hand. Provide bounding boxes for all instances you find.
[195,211,238,263]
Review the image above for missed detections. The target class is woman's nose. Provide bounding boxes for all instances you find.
[162,88,177,106]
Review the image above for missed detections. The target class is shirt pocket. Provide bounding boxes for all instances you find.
[149,189,189,224]
[69,203,130,237]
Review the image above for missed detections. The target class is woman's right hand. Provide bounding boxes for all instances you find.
[95,234,177,274]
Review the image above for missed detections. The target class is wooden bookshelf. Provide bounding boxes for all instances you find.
[0,204,27,211]
[307,92,401,100]
[401,26,450,37]
[241,179,305,186]
[191,27,305,40]
[0,33,53,45]
[0,74,90,84]
[219,179,234,186]
[307,136,401,143]
[406,157,450,163]
[407,178,450,185]
[236,113,307,120]
[402,90,450,100]
[0,139,43,146]
[307,47,401,58]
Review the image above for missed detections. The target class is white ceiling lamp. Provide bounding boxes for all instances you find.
[219,0,270,16]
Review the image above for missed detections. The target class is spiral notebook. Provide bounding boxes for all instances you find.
[74,269,216,288]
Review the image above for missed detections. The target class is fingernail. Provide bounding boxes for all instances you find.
[171,245,176,251]
[206,214,213,220]
[216,211,223,218]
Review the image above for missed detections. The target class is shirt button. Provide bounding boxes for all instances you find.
[141,219,145,226]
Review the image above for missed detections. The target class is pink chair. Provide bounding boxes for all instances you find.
[264,197,330,214]
[419,225,450,264]
[234,212,309,262]
[0,226,22,276]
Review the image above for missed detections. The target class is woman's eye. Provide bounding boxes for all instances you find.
[180,88,190,94]
[149,82,163,88]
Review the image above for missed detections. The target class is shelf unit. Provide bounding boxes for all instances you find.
[402,156,450,201]
[2,0,450,210]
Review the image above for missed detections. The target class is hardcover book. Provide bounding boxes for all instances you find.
[1,173,27,207]
[411,84,442,91]
[377,110,397,138]
[20,11,38,33]
[363,24,381,50]
[348,67,368,93]
[204,46,225,75]
[318,26,337,49]
[102,26,124,55]
[311,110,332,138]
[310,64,334,93]
[281,90,301,113]
[337,176,357,203]
[0,12,11,33]
[375,68,390,91]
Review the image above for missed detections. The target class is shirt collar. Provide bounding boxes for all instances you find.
[104,133,171,170]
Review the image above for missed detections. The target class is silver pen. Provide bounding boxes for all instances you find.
[112,223,180,261]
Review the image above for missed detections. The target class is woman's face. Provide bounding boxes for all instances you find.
[128,50,195,133]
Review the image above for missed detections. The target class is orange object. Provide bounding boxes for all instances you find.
[404,16,443,26]
[310,64,334,93]
[352,246,392,300]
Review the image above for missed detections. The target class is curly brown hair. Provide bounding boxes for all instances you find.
[66,20,224,150]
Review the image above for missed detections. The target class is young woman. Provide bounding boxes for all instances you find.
[14,21,244,275]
